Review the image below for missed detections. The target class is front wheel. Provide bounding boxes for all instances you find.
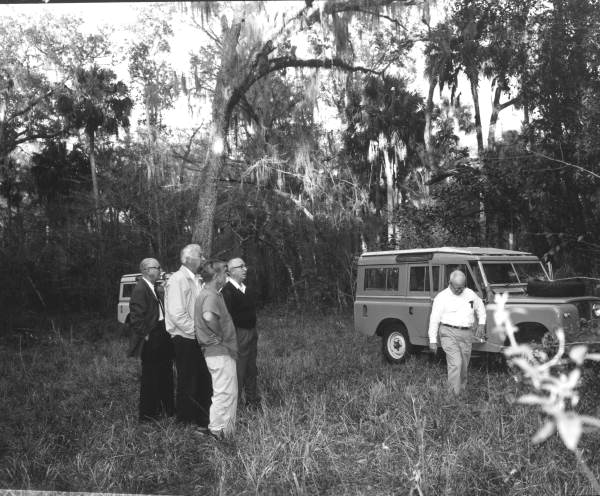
[382,325,412,364]
[504,324,555,372]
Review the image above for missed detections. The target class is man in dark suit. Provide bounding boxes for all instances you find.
[127,257,175,421]
[222,257,260,408]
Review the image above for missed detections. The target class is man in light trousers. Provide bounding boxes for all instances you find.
[428,270,486,396]
[195,260,238,440]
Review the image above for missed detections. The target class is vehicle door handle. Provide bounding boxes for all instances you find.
[409,306,413,315]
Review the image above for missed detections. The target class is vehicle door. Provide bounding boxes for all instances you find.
[354,265,400,336]
[118,280,137,324]
[403,264,440,346]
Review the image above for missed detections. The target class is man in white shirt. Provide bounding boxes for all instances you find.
[428,270,486,396]
[164,244,212,431]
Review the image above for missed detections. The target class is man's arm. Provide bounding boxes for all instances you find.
[473,294,487,340]
[199,311,223,346]
[164,274,194,336]
[428,294,443,352]
[128,284,148,338]
[194,294,221,346]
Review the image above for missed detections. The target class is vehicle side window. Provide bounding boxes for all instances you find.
[364,267,399,291]
[431,265,440,292]
[409,265,430,292]
[482,263,515,284]
[121,283,135,299]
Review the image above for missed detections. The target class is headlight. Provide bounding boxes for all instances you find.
[563,312,571,319]
[593,303,600,318]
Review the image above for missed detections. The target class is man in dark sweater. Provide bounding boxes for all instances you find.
[222,257,260,407]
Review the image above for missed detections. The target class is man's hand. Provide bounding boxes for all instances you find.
[475,324,486,342]
[429,342,438,353]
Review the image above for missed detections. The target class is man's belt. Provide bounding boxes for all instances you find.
[441,323,472,330]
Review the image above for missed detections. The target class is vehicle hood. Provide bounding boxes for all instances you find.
[503,295,600,305]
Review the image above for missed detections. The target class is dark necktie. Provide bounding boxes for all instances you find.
[155,285,165,317]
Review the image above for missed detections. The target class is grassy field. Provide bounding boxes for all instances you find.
[1,308,599,495]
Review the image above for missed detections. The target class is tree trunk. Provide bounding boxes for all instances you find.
[192,148,221,254]
[191,15,243,254]
[467,72,486,243]
[383,151,397,246]
[468,73,484,158]
[489,87,519,150]
[145,101,163,257]
[424,73,436,168]
[88,131,100,229]
[488,85,502,150]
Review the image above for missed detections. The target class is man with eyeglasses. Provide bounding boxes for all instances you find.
[428,270,486,396]
[164,244,212,432]
[127,257,174,421]
[222,257,260,408]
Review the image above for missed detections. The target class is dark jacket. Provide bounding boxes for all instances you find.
[221,281,257,329]
[127,278,162,358]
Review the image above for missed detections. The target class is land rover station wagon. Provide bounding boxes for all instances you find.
[354,247,600,364]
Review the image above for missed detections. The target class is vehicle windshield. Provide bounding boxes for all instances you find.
[481,262,548,285]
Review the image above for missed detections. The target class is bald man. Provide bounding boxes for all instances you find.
[222,257,260,407]
[428,270,486,396]
[127,257,174,421]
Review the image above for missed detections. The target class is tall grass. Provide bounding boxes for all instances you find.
[1,308,599,495]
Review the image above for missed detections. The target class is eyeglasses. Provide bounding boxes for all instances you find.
[146,266,161,271]
[450,283,465,292]
[229,264,247,270]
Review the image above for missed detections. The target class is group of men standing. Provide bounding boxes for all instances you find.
[127,243,259,440]
[127,252,486,437]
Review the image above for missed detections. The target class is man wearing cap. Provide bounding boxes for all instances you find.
[428,270,486,396]
[127,257,174,421]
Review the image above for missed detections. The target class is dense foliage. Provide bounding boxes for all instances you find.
[1,0,600,329]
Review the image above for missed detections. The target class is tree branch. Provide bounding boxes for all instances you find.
[335,7,411,31]
[223,56,381,138]
[7,90,54,123]
[305,0,410,24]
[267,56,382,76]
[239,94,262,128]
[221,175,315,221]
[14,128,65,146]
[497,96,519,112]
[530,151,600,181]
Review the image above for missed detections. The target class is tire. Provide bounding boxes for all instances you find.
[527,279,585,297]
[381,324,412,364]
[504,323,555,370]
[512,323,548,344]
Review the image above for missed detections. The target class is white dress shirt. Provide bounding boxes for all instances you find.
[428,287,486,344]
[226,277,246,294]
[165,265,200,339]
[142,276,164,321]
